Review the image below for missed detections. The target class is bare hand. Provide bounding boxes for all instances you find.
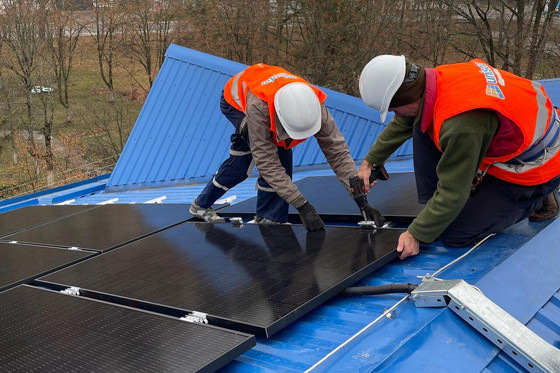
[357,160,377,192]
[396,231,420,260]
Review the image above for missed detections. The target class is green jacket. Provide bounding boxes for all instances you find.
[364,107,499,243]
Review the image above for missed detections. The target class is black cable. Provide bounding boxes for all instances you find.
[341,283,418,297]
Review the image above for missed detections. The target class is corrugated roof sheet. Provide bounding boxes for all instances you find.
[107,44,411,191]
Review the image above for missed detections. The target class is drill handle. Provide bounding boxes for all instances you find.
[370,165,389,183]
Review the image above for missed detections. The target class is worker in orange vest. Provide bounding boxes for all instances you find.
[190,63,384,230]
[358,55,560,259]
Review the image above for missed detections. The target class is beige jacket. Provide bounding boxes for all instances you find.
[245,91,356,208]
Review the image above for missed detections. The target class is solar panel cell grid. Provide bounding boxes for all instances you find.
[0,286,255,372]
[38,223,402,336]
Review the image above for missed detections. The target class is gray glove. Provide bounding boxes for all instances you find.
[363,203,385,227]
[296,202,325,231]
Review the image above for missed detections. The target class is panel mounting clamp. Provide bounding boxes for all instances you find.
[60,286,81,296]
[358,221,377,230]
[180,311,208,324]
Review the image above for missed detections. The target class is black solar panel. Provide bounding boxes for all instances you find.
[219,173,423,223]
[0,205,96,238]
[0,242,94,292]
[37,223,403,336]
[0,285,255,372]
[4,204,192,252]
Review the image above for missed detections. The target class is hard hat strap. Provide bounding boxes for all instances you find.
[404,64,419,83]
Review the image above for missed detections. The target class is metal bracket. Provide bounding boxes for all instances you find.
[60,286,81,296]
[358,221,377,230]
[180,311,208,324]
[411,279,560,372]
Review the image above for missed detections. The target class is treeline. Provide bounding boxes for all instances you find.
[0,0,558,198]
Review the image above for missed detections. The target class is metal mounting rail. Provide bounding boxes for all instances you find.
[411,279,560,373]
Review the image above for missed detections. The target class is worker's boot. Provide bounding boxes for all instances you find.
[529,186,560,222]
[189,199,225,223]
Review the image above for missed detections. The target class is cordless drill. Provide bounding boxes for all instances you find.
[349,165,389,225]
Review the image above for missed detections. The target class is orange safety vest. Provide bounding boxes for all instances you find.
[223,63,327,149]
[431,59,560,185]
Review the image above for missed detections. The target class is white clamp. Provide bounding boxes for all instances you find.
[60,286,81,296]
[180,311,208,324]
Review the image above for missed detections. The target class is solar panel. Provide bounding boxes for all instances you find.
[0,205,96,238]
[0,242,95,292]
[219,173,423,223]
[0,285,255,372]
[37,222,403,337]
[4,204,192,252]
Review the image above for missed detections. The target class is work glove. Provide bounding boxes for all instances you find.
[296,202,325,232]
[363,203,386,228]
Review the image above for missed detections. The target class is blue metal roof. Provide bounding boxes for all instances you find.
[106,44,411,191]
[13,160,559,373]
[542,78,560,100]
[1,49,560,372]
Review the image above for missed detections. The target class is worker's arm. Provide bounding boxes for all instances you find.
[359,115,415,190]
[314,105,357,191]
[401,110,499,258]
[245,93,305,207]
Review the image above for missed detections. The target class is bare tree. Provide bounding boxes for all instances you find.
[36,81,55,186]
[0,0,45,155]
[88,0,126,102]
[82,98,135,160]
[437,0,560,78]
[44,2,84,123]
[0,86,20,165]
[290,0,399,94]
[395,1,455,67]
[0,27,3,91]
[121,0,179,92]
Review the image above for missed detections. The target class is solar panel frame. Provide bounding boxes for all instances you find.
[3,204,193,252]
[0,285,255,372]
[218,173,423,224]
[37,222,403,337]
[0,205,97,238]
[0,242,95,292]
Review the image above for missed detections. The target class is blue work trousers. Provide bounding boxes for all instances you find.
[412,125,560,247]
[196,93,293,222]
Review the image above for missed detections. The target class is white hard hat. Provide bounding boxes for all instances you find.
[274,82,321,140]
[359,55,406,122]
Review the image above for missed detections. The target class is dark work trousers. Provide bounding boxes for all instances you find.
[412,125,560,247]
[196,93,293,222]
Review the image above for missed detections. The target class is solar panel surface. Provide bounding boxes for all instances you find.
[0,205,96,238]
[38,222,403,336]
[0,285,255,372]
[0,242,94,292]
[219,173,423,223]
[4,204,192,252]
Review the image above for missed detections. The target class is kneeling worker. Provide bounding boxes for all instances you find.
[358,55,560,258]
[190,63,383,230]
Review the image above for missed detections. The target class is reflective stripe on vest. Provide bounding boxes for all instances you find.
[228,71,246,111]
[507,107,559,164]
[496,108,560,172]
